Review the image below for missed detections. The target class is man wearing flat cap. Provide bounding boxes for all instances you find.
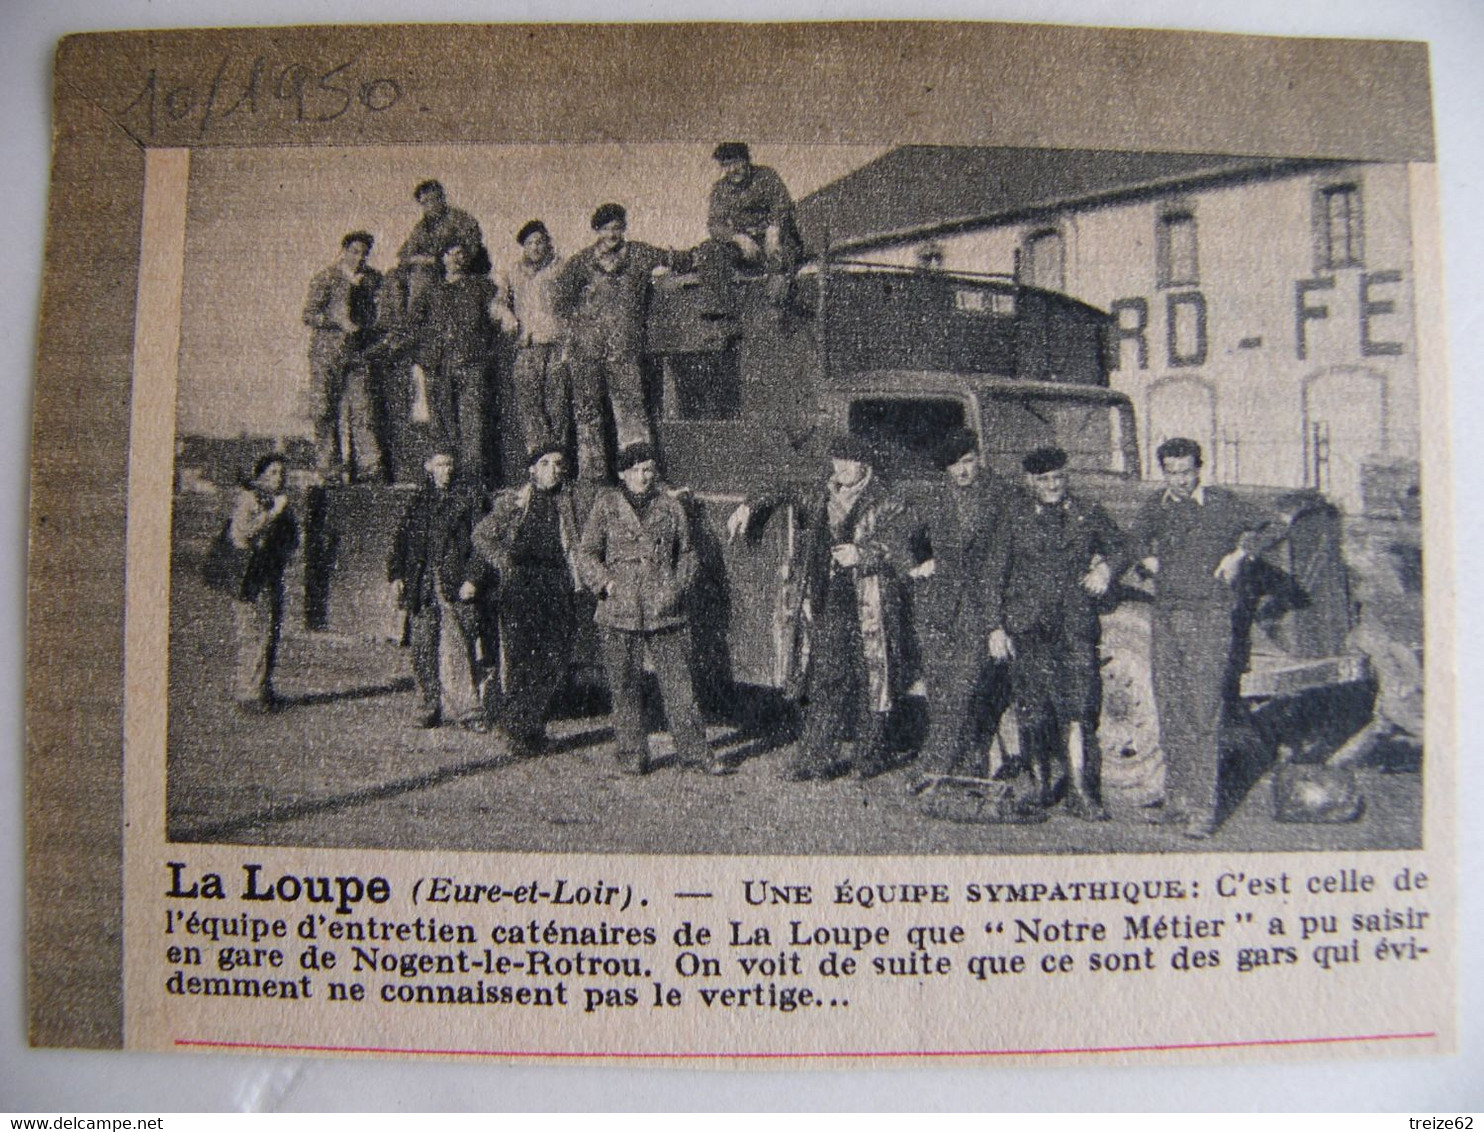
[473,442,585,756]
[698,142,802,314]
[552,204,693,481]
[577,444,718,776]
[727,434,914,781]
[495,220,570,454]
[909,427,1018,792]
[986,446,1128,819]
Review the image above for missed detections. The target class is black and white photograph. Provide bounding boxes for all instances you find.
[165,140,1425,856]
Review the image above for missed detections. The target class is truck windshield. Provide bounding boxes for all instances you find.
[846,392,1135,477]
[982,392,1134,474]
[848,398,967,475]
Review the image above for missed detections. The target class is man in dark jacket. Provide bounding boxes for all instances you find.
[910,427,1017,790]
[552,203,692,481]
[577,444,717,776]
[388,451,490,728]
[988,446,1126,819]
[727,435,914,781]
[1129,437,1286,839]
[412,241,501,490]
[472,442,585,756]
[695,142,802,313]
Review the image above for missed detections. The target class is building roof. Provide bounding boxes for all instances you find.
[796,146,1332,253]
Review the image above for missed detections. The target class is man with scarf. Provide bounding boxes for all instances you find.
[473,442,585,757]
[578,444,718,777]
[727,435,913,781]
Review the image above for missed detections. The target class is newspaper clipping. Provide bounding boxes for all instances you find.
[26,22,1455,1064]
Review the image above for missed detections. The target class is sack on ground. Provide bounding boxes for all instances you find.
[1272,763,1365,823]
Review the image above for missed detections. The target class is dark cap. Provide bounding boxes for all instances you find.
[615,442,656,472]
[341,230,374,250]
[526,440,567,467]
[934,427,979,470]
[413,179,445,200]
[827,434,876,466]
[712,142,751,163]
[1022,446,1069,475]
[591,202,627,230]
[516,219,549,245]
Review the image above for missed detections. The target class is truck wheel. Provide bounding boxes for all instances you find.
[1098,604,1166,807]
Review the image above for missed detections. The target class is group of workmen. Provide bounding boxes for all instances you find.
[299,143,1282,839]
[382,416,1280,841]
[301,142,800,489]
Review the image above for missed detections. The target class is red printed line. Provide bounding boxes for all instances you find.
[174,1031,1436,1060]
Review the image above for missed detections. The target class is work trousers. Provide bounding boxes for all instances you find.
[311,349,383,482]
[919,648,1012,777]
[430,361,490,488]
[409,595,482,722]
[568,352,652,481]
[495,566,577,742]
[600,626,708,770]
[795,582,887,775]
[233,584,283,706]
[513,343,571,452]
[1152,604,1241,821]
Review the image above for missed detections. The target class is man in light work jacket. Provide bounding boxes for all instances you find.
[1130,437,1286,839]
[577,444,720,777]
[552,203,692,481]
[302,230,384,483]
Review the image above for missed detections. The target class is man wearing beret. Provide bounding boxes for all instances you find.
[909,427,1018,793]
[577,444,719,776]
[727,435,914,781]
[552,204,693,481]
[1130,437,1287,839]
[987,446,1127,819]
[473,442,584,756]
[697,142,803,314]
[495,220,570,454]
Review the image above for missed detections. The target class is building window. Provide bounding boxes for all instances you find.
[1316,182,1364,270]
[1021,228,1065,291]
[1157,211,1199,287]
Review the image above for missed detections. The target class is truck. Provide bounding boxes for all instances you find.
[640,259,1377,805]
[290,256,1401,808]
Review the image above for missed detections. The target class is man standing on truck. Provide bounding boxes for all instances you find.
[494,220,569,453]
[987,446,1126,820]
[302,230,385,484]
[1131,437,1285,839]
[415,240,500,490]
[553,203,692,482]
[397,179,484,313]
[909,427,1018,793]
[727,435,915,782]
[696,142,803,313]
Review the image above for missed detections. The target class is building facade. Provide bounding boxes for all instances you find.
[800,148,1423,513]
